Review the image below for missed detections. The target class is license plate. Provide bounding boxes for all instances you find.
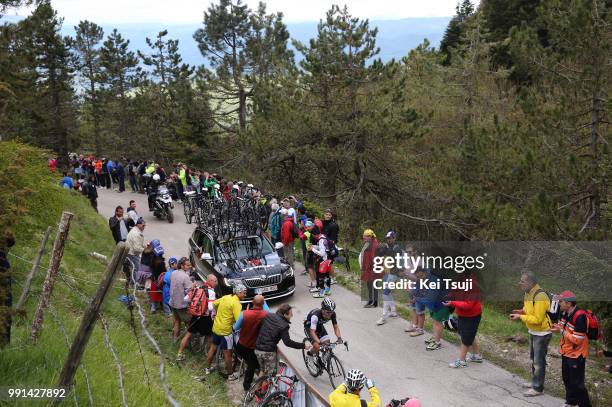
[256,285,277,294]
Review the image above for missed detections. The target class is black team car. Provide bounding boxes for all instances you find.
[188,226,295,303]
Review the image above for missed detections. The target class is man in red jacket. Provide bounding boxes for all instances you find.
[281,211,296,267]
[233,295,270,391]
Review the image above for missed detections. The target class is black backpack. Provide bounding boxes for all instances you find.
[533,288,560,324]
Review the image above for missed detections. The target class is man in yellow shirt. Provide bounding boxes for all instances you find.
[205,283,247,380]
[329,369,381,407]
[509,272,551,397]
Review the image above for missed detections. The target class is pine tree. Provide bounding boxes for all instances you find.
[72,20,104,155]
[194,0,293,134]
[137,30,197,154]
[509,0,611,236]
[99,28,141,150]
[21,1,75,167]
[439,0,476,65]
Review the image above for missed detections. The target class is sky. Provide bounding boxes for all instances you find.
[11,0,472,24]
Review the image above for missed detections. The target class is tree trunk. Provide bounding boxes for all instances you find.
[30,212,73,343]
[16,226,52,310]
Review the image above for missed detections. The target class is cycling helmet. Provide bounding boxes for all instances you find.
[321,297,336,312]
[214,183,220,190]
[345,369,365,392]
[232,184,240,190]
[152,174,160,181]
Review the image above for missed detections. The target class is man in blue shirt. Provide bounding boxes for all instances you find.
[59,172,74,189]
[162,257,178,316]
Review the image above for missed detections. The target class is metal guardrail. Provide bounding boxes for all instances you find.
[277,348,331,407]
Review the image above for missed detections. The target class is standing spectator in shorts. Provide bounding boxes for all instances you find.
[176,274,218,361]
[403,245,424,335]
[445,274,483,368]
[509,272,551,397]
[169,257,194,343]
[376,231,402,325]
[550,291,592,407]
[233,295,271,391]
[255,304,309,376]
[206,284,247,379]
[360,229,379,308]
[414,267,449,351]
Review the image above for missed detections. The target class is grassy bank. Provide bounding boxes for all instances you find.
[0,142,230,406]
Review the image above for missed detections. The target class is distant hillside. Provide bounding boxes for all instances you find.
[1,15,449,66]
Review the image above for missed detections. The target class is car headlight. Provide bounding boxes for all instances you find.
[283,267,294,278]
[224,277,235,286]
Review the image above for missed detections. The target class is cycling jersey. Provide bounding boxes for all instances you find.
[304,309,337,338]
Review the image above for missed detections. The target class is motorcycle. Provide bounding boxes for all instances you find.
[153,185,174,223]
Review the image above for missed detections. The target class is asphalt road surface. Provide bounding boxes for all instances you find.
[97,188,563,407]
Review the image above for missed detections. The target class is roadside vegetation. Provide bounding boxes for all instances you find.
[0,141,230,406]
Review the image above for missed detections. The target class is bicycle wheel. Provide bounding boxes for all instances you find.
[261,391,293,407]
[243,375,274,407]
[301,344,321,377]
[326,354,345,389]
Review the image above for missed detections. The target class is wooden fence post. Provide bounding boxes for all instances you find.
[30,212,73,342]
[16,225,52,311]
[57,242,128,390]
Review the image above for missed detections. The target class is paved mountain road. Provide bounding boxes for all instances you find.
[97,188,563,407]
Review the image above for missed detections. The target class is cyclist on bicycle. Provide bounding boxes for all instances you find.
[329,369,380,407]
[304,298,343,355]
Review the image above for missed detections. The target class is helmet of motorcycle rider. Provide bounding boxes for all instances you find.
[345,369,365,392]
[152,174,160,182]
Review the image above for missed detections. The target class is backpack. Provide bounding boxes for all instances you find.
[187,285,209,316]
[533,288,560,323]
[571,309,601,341]
[269,212,281,240]
[318,259,332,274]
[157,271,166,289]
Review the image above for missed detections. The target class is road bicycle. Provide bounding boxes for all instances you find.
[302,339,348,388]
[243,361,298,407]
[214,331,246,378]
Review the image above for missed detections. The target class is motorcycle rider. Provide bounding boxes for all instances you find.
[148,173,161,212]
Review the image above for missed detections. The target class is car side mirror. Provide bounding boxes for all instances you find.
[201,252,213,261]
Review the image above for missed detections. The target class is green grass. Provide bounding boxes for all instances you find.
[0,141,230,406]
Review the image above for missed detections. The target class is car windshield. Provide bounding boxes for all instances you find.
[216,236,273,261]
